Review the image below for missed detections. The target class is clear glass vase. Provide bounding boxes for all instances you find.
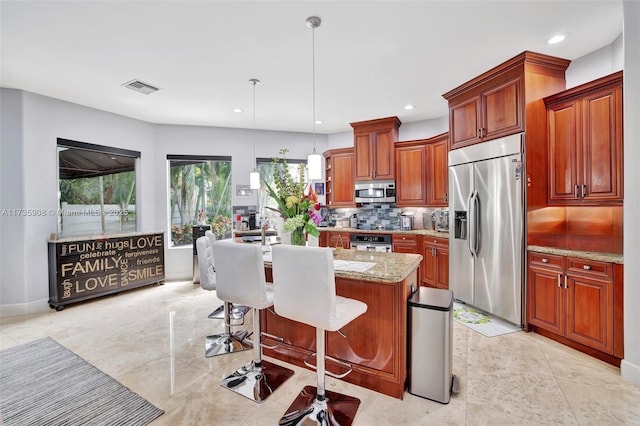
[290,227,306,246]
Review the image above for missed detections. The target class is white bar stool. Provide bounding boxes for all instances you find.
[271,245,368,426]
[212,241,294,403]
[196,235,251,357]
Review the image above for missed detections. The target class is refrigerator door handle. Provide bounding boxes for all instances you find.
[474,191,481,255]
[467,190,476,257]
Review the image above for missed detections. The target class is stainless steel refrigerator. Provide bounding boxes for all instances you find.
[448,133,524,326]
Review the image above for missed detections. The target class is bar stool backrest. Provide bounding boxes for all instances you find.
[196,236,216,290]
[212,242,271,309]
[272,245,340,331]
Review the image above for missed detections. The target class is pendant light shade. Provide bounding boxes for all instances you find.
[307,151,322,180]
[249,78,261,190]
[306,16,322,180]
[249,170,260,190]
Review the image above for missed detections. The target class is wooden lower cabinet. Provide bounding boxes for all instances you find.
[422,237,448,289]
[527,251,623,365]
[262,268,416,399]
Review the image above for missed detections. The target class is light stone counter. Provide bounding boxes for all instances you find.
[527,245,623,264]
[263,247,422,284]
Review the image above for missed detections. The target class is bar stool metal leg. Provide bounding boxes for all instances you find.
[205,302,252,357]
[220,308,294,402]
[278,329,360,426]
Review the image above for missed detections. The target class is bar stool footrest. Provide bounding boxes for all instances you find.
[303,353,354,379]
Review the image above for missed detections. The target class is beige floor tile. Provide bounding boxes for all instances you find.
[2,280,640,425]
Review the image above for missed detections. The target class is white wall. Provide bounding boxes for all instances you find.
[152,124,328,280]
[622,0,640,385]
[566,33,623,88]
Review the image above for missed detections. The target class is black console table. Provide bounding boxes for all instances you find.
[48,232,165,311]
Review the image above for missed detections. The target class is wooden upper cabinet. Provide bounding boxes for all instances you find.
[324,148,356,208]
[443,51,570,151]
[426,133,449,206]
[351,116,401,181]
[395,142,427,206]
[395,132,449,207]
[544,71,623,205]
[448,77,523,149]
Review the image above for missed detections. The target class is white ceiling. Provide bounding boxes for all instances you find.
[0,0,623,135]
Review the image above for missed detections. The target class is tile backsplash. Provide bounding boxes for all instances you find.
[329,204,448,230]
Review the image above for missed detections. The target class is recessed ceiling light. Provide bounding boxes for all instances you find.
[404,104,415,110]
[547,34,566,45]
[232,108,242,113]
[315,120,322,125]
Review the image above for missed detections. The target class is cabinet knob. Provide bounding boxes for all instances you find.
[542,258,549,263]
[583,264,591,270]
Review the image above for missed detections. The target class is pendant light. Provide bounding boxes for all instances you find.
[249,78,261,190]
[306,16,322,180]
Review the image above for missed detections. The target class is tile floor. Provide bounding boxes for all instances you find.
[1,280,639,425]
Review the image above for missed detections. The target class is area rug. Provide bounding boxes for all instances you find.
[0,337,163,426]
[453,302,522,337]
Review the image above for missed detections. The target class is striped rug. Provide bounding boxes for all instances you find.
[0,337,163,426]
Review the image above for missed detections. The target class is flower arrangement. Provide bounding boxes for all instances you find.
[264,149,322,244]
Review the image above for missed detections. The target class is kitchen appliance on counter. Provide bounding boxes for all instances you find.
[400,212,414,230]
[448,133,525,326]
[432,211,449,232]
[350,234,392,252]
[354,180,396,203]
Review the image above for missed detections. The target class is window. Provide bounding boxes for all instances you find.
[57,139,139,237]
[257,156,307,228]
[168,155,232,247]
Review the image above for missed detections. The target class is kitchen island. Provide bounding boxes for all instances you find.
[261,248,422,399]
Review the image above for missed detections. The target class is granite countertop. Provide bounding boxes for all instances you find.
[263,247,422,284]
[527,245,623,264]
[320,227,449,238]
[49,230,165,243]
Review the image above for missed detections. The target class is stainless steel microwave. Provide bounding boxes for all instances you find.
[354,180,396,203]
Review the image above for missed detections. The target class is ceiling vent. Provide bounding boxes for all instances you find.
[122,79,160,95]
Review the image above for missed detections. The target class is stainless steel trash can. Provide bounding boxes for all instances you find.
[408,287,455,403]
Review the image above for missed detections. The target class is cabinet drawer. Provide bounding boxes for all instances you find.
[424,237,448,248]
[567,258,612,279]
[392,234,418,244]
[528,252,563,269]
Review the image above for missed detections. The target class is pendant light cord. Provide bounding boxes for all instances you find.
[311,22,316,153]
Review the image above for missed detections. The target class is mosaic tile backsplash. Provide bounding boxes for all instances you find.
[329,204,448,230]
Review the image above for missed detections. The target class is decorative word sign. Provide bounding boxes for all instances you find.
[48,232,165,310]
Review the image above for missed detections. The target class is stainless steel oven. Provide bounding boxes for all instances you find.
[354,180,396,203]
[350,234,392,252]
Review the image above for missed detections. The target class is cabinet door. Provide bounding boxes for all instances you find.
[581,85,623,203]
[331,151,356,207]
[434,247,449,290]
[395,144,427,206]
[354,132,373,180]
[427,136,449,206]
[481,77,523,140]
[421,242,436,286]
[527,266,565,335]
[372,129,395,180]
[449,96,481,149]
[548,100,581,203]
[566,273,614,354]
